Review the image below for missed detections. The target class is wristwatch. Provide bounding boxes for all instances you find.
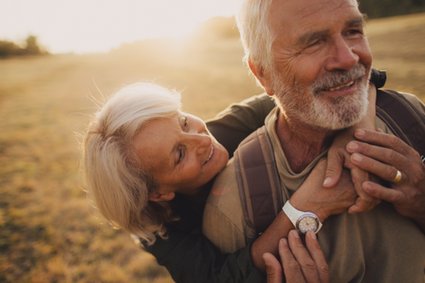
[282,200,323,234]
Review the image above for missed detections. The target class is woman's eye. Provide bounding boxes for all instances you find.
[180,116,189,130]
[177,145,185,164]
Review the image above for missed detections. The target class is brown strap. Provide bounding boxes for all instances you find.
[235,127,284,234]
[376,89,425,157]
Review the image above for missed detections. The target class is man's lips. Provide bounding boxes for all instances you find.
[327,80,355,91]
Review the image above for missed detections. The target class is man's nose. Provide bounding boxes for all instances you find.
[325,37,359,71]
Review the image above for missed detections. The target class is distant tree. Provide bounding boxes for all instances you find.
[0,35,48,58]
[359,0,425,18]
[25,35,41,55]
[0,40,22,57]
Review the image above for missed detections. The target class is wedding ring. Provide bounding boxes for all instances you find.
[393,170,402,184]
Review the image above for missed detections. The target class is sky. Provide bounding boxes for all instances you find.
[1,0,239,53]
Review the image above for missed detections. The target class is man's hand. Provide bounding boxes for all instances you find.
[291,159,357,222]
[347,129,425,229]
[264,230,329,283]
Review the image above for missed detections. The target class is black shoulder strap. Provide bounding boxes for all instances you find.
[376,89,425,157]
[234,127,285,234]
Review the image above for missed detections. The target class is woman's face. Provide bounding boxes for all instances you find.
[133,112,229,196]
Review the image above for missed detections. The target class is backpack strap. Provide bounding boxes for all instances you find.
[376,89,425,157]
[234,127,285,234]
[235,89,425,236]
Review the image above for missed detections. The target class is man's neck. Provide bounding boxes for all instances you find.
[276,113,337,173]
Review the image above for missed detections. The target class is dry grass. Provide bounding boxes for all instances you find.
[0,13,424,282]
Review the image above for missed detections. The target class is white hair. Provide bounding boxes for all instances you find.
[236,0,275,73]
[83,82,181,245]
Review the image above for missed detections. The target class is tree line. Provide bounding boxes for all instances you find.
[359,0,425,18]
[0,35,48,58]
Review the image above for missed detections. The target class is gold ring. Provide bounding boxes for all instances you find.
[393,170,402,184]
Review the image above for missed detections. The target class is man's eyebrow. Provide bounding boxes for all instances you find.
[346,16,366,27]
[297,30,329,46]
[297,15,367,46]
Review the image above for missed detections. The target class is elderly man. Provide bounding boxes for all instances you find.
[203,0,425,282]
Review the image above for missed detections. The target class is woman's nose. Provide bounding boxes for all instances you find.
[186,133,211,154]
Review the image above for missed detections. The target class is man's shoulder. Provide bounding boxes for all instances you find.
[203,160,250,252]
[206,159,241,210]
[378,89,425,112]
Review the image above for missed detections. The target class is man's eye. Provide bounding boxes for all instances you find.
[345,28,364,38]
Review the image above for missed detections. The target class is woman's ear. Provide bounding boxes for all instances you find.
[148,191,175,202]
[248,58,274,96]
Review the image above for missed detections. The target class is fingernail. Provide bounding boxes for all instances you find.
[362,181,372,191]
[290,230,300,239]
[347,141,358,151]
[355,129,365,138]
[323,177,333,187]
[309,231,317,240]
[352,153,363,162]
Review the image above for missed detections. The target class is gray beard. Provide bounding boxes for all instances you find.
[273,64,370,130]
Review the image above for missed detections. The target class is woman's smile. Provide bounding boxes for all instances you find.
[133,112,229,195]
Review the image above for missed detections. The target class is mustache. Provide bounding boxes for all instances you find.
[312,64,367,94]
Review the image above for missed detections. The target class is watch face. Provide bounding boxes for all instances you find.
[296,213,319,234]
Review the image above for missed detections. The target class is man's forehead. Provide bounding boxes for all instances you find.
[270,0,360,22]
[270,0,361,37]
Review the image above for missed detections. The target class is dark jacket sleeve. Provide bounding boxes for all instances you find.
[143,228,265,283]
[206,94,276,157]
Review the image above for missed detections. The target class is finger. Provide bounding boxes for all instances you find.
[348,167,379,213]
[305,232,329,283]
[324,150,345,187]
[263,252,283,283]
[347,140,406,168]
[350,153,400,183]
[288,230,320,283]
[279,238,306,283]
[362,181,406,204]
[353,129,411,156]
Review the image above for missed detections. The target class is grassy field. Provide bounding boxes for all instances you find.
[1,13,424,283]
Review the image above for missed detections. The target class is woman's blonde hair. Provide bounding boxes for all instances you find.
[83,82,181,245]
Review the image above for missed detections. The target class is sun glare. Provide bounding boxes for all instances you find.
[1,0,239,53]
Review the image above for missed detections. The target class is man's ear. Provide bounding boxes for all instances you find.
[248,58,274,95]
[148,191,175,202]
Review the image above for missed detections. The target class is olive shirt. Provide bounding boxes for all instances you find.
[203,93,425,283]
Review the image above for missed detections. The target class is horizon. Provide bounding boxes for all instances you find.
[1,0,239,54]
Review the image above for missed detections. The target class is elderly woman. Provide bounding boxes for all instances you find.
[83,77,382,282]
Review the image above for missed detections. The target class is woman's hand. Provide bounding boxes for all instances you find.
[347,129,425,230]
[264,230,329,283]
[323,84,380,214]
[290,159,357,222]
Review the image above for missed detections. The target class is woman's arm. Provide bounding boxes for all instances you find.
[142,228,264,283]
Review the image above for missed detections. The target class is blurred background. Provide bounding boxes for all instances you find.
[1,0,424,282]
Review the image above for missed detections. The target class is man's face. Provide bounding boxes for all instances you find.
[267,0,372,130]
